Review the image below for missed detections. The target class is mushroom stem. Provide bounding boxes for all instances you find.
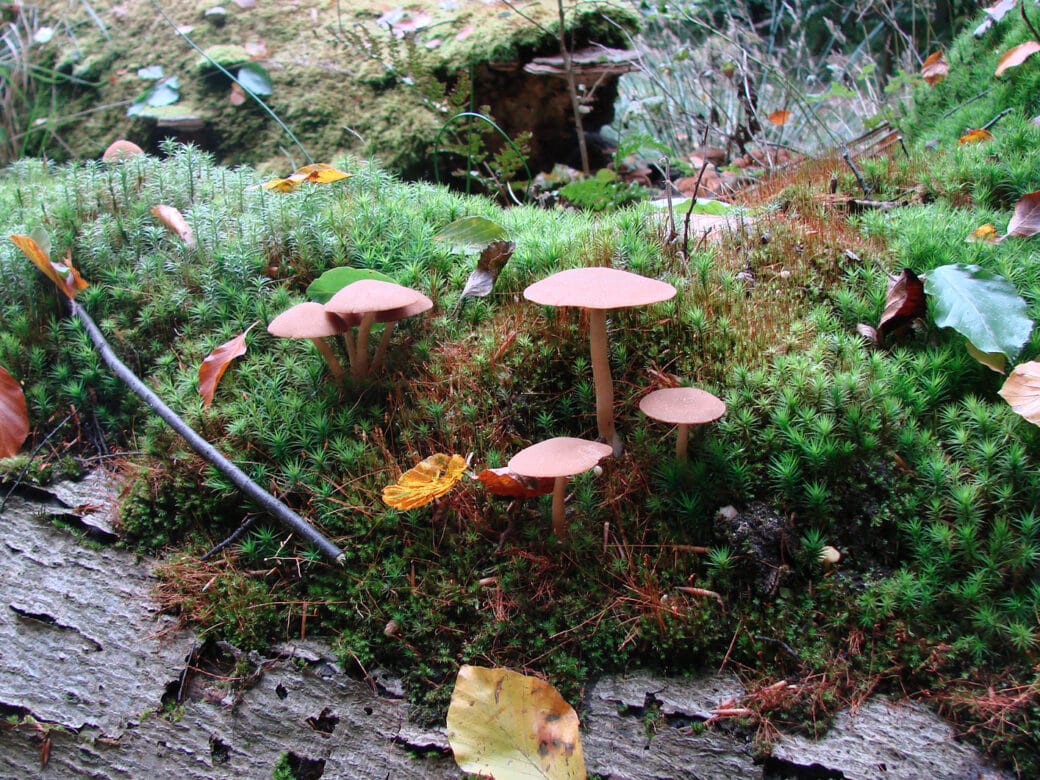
[588,309,620,455]
[353,311,376,377]
[340,331,357,368]
[309,337,344,381]
[371,321,396,373]
[551,476,568,539]
[676,423,690,459]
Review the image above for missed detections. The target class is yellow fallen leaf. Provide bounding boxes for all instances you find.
[261,163,351,192]
[382,453,467,510]
[967,223,998,243]
[447,665,585,780]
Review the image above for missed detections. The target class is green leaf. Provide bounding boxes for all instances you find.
[306,267,396,304]
[434,216,507,253]
[237,63,272,97]
[137,65,164,80]
[128,77,180,116]
[924,264,1034,367]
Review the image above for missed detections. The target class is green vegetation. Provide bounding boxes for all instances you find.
[3,2,1040,775]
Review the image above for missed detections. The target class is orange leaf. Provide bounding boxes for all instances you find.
[767,109,791,126]
[958,128,993,144]
[0,364,29,458]
[967,223,998,243]
[1003,190,1040,239]
[383,453,467,510]
[477,467,554,499]
[10,234,89,299]
[198,323,257,408]
[996,41,1040,76]
[261,163,351,192]
[151,205,195,248]
[921,51,949,86]
[999,361,1040,426]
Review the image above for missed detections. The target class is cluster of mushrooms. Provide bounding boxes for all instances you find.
[268,267,727,539]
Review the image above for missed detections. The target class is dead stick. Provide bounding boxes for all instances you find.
[69,300,345,565]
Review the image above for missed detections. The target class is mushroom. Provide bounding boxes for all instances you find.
[324,280,430,378]
[507,436,612,539]
[639,387,726,459]
[267,301,349,381]
[102,139,144,162]
[524,268,675,455]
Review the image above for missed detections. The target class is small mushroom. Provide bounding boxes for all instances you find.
[102,139,144,162]
[524,267,675,455]
[639,387,726,459]
[267,301,349,380]
[324,280,430,378]
[507,436,612,539]
[819,545,841,570]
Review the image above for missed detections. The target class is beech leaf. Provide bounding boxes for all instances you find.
[151,205,195,248]
[307,267,396,304]
[767,109,791,126]
[921,51,948,85]
[237,62,272,96]
[262,163,351,192]
[434,216,508,253]
[10,234,89,299]
[878,268,926,341]
[1000,361,1040,426]
[447,665,585,780]
[0,365,29,458]
[199,323,257,408]
[925,264,1033,367]
[476,467,554,499]
[382,453,467,510]
[967,223,998,243]
[1002,190,1040,239]
[995,41,1040,76]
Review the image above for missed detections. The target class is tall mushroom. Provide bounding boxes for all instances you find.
[523,267,675,455]
[324,280,431,378]
[267,301,349,381]
[507,437,612,539]
[639,387,726,459]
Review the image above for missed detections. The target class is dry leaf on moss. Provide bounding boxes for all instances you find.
[262,163,351,192]
[383,453,467,510]
[1003,190,1040,239]
[151,205,195,248]
[967,223,998,243]
[767,109,791,126]
[477,467,554,499]
[447,665,585,780]
[198,323,257,408]
[921,51,948,85]
[958,128,993,144]
[999,361,1040,425]
[0,365,29,458]
[10,234,89,299]
[996,41,1040,77]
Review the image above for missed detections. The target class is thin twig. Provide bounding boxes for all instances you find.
[68,299,344,564]
[1022,0,1040,45]
[842,145,871,196]
[201,516,259,560]
[982,107,1015,131]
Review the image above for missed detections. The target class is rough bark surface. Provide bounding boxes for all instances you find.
[0,474,1014,779]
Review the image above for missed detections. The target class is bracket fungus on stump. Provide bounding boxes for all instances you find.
[639,387,726,459]
[324,279,432,378]
[524,267,675,455]
[267,301,349,381]
[507,436,612,539]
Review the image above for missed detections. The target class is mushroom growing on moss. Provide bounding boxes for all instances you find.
[639,387,726,459]
[523,267,675,455]
[324,280,431,378]
[267,301,349,381]
[507,437,612,539]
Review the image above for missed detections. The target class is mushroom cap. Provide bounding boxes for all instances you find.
[523,267,676,310]
[102,139,144,162]
[324,279,423,318]
[508,437,612,479]
[639,387,726,425]
[268,301,349,338]
[376,291,434,323]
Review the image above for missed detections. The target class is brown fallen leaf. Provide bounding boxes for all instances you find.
[921,51,949,85]
[198,322,257,408]
[999,361,1040,426]
[151,205,195,248]
[1002,190,1040,239]
[476,467,554,499]
[996,41,1040,76]
[229,82,246,106]
[767,109,791,126]
[0,364,29,458]
[10,235,89,299]
[878,268,926,341]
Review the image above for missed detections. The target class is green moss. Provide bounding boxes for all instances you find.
[196,45,251,73]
